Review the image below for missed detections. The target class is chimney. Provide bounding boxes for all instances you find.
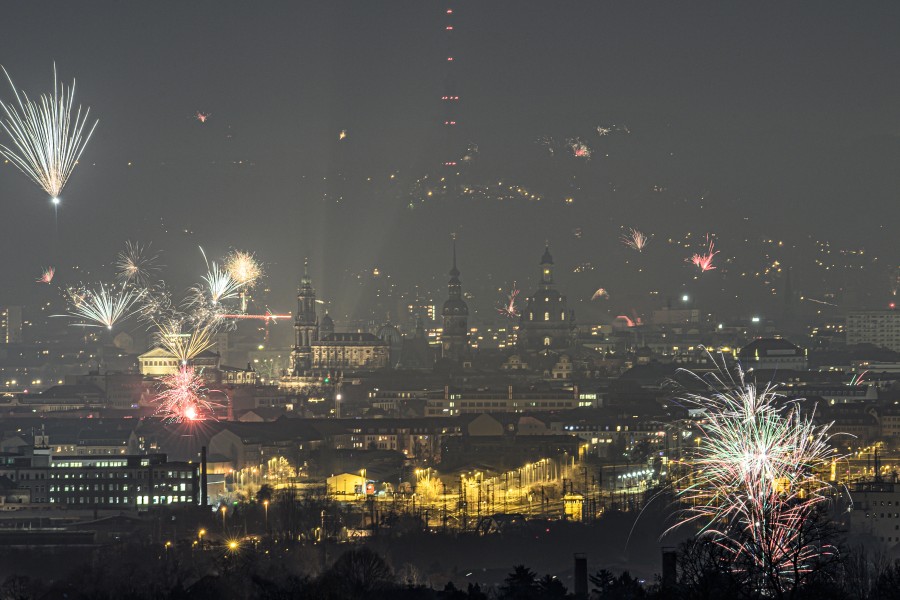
[574,553,587,599]
[661,547,677,588]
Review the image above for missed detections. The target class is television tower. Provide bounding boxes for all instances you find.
[441,2,460,168]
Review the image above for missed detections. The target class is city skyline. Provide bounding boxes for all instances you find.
[0,2,898,325]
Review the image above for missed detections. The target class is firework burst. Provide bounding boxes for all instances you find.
[567,138,591,159]
[116,241,159,284]
[0,65,97,201]
[687,235,719,272]
[192,247,243,308]
[137,282,175,324]
[154,365,221,422]
[496,285,520,319]
[224,250,262,288]
[36,266,54,284]
[669,354,839,584]
[152,319,218,364]
[64,283,144,330]
[591,288,609,300]
[621,228,649,252]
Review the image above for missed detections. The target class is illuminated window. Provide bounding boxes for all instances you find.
[544,312,550,321]
[561,312,565,320]
[544,337,551,346]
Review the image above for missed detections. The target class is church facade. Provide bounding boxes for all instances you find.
[290,260,389,376]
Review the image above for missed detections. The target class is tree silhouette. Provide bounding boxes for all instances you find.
[500,565,540,600]
[324,547,394,596]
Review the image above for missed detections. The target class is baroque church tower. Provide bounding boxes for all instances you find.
[440,238,469,361]
[291,259,318,374]
[519,246,575,352]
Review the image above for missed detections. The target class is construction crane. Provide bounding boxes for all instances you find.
[221,309,291,344]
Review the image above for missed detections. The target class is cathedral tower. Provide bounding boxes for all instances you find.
[292,259,319,374]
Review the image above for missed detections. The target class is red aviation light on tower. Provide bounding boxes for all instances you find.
[446,8,453,14]
[447,57,454,61]
[446,26,454,30]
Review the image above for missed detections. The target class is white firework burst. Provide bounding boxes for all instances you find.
[0,65,97,201]
[64,283,144,330]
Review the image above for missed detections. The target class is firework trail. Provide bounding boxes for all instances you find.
[64,283,144,330]
[154,365,221,422]
[621,228,649,252]
[669,353,839,583]
[591,288,609,301]
[687,235,719,272]
[36,266,54,284]
[0,65,97,202]
[849,370,869,386]
[338,129,347,140]
[802,297,838,308]
[496,285,520,319]
[116,241,160,285]
[615,315,641,327]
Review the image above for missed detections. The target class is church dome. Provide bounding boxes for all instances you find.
[377,323,403,347]
[532,288,562,303]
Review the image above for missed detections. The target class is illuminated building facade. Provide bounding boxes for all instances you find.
[0,306,23,344]
[847,309,900,352]
[48,454,197,508]
[138,347,219,376]
[311,333,389,370]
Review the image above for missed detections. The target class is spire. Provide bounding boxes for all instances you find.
[541,244,554,265]
[301,257,311,286]
[449,234,460,278]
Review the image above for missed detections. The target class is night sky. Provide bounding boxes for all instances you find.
[1,2,899,331]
